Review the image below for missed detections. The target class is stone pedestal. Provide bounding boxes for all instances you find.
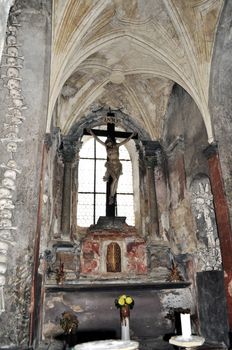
[169,335,205,349]
[197,271,229,346]
[147,240,170,280]
[45,242,80,284]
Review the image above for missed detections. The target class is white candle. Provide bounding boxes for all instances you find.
[180,313,192,339]
[121,316,130,341]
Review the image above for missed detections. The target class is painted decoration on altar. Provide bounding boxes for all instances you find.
[107,242,121,272]
[80,226,147,277]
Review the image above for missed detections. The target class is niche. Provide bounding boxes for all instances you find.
[106,242,121,272]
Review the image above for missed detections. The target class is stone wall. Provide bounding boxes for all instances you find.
[190,176,222,272]
[209,1,232,236]
[163,84,209,255]
[163,84,227,344]
[0,0,51,346]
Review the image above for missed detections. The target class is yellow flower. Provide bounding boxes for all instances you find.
[118,297,125,306]
[120,295,126,299]
[126,296,133,305]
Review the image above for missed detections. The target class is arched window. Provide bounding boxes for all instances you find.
[77,135,135,227]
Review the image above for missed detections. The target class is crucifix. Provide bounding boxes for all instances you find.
[84,112,137,217]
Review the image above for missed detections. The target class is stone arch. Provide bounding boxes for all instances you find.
[66,108,152,233]
[68,108,150,140]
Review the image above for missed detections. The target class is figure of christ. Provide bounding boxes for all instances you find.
[88,129,136,204]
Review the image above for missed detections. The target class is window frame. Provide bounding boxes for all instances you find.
[77,135,135,226]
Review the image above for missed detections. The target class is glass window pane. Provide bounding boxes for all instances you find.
[77,193,94,227]
[96,193,106,221]
[117,194,135,225]
[79,137,94,158]
[96,137,107,157]
[118,160,133,193]
[119,144,130,160]
[77,133,135,227]
[78,159,94,192]
[96,159,107,193]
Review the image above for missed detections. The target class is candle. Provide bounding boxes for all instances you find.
[180,313,192,339]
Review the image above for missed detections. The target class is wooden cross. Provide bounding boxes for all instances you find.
[84,112,137,217]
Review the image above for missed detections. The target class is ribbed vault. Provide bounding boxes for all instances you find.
[48,0,223,142]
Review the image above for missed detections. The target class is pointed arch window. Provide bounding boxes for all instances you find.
[77,135,134,227]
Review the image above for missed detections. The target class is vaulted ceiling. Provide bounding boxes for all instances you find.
[47,0,223,142]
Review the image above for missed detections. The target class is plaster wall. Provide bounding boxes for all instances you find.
[163,84,209,255]
[209,0,232,227]
[0,1,51,346]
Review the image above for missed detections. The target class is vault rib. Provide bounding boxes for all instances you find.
[123,82,156,139]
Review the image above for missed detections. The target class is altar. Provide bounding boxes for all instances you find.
[43,281,192,348]
[80,217,147,278]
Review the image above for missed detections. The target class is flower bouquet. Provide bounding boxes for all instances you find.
[115,295,134,340]
[115,294,135,320]
[115,294,135,310]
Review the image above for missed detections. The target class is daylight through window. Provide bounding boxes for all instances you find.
[77,135,135,226]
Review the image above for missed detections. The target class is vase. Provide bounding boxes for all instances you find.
[120,305,130,341]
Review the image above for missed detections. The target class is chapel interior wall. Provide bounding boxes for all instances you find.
[0,1,52,346]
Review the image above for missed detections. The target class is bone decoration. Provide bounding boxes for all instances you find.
[0,9,25,314]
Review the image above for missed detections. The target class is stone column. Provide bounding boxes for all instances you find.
[71,147,80,239]
[166,136,186,205]
[142,141,171,279]
[204,143,232,331]
[142,141,160,239]
[138,148,146,236]
[59,138,78,239]
[29,138,49,345]
[154,144,169,241]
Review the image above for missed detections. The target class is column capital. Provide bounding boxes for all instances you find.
[44,133,52,150]
[203,142,218,159]
[142,140,161,156]
[44,128,61,151]
[142,140,163,167]
[58,137,79,163]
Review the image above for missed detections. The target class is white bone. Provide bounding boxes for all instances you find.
[0,188,12,199]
